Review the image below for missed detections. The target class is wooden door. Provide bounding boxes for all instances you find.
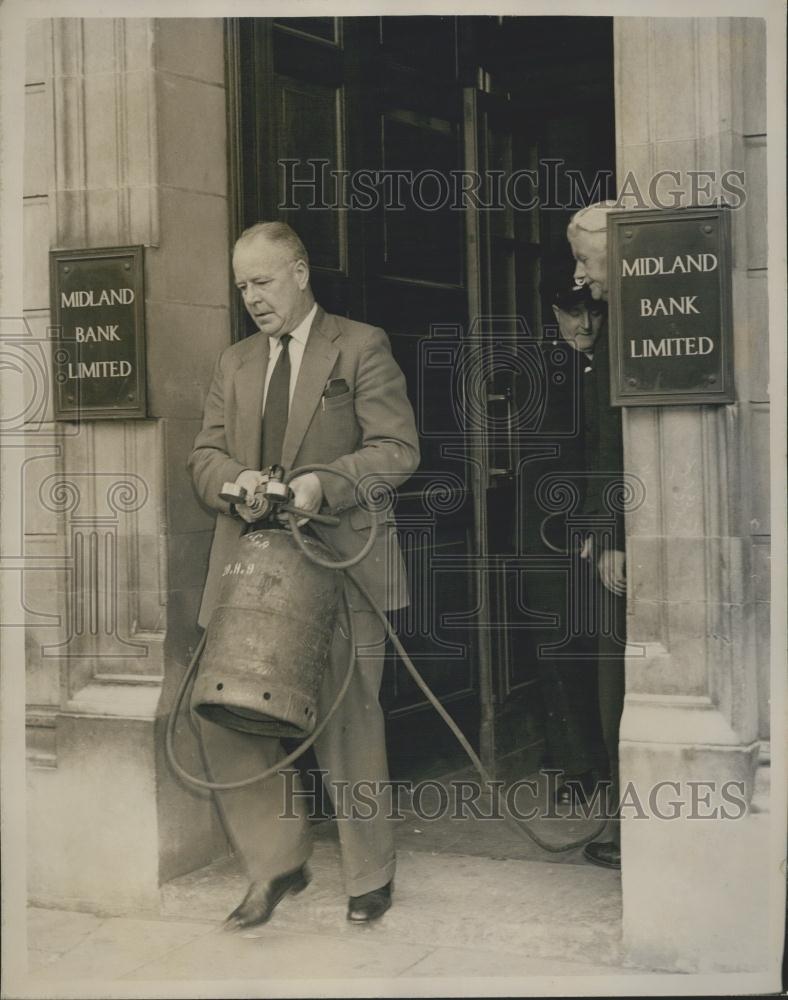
[463,85,548,765]
[228,16,482,776]
[462,16,617,771]
[226,15,615,778]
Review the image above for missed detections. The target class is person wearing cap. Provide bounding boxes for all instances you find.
[565,200,626,870]
[524,256,610,810]
[546,262,606,357]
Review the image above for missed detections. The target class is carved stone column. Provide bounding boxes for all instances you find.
[25,18,231,912]
[613,17,770,971]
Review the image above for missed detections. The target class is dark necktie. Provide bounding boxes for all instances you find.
[261,333,292,469]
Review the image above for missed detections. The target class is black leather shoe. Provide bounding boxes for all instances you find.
[224,865,310,930]
[583,840,621,870]
[347,881,392,923]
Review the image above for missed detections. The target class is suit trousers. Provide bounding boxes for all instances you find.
[199,601,396,897]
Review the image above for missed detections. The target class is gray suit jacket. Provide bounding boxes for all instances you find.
[188,306,420,627]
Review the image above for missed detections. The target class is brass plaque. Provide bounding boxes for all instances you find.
[50,246,147,420]
[607,207,734,406]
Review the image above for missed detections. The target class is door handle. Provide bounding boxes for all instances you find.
[485,383,515,481]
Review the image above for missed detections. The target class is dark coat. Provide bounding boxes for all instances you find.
[580,328,625,547]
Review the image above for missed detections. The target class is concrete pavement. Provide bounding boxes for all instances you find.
[17,813,668,996]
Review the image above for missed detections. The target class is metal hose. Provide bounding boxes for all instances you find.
[165,464,608,852]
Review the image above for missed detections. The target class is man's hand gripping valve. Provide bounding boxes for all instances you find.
[219,465,339,529]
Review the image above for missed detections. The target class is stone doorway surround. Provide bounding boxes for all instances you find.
[20,15,777,978]
[613,17,773,973]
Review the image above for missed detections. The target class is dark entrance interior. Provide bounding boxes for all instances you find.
[227,16,615,782]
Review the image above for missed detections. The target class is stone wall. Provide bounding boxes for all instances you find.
[24,18,232,913]
[615,16,771,972]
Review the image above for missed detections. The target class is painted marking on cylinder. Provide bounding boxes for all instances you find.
[222,562,256,577]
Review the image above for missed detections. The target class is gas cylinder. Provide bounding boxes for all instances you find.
[191,528,342,739]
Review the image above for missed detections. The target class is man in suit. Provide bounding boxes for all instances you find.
[188,221,420,926]
[567,200,626,870]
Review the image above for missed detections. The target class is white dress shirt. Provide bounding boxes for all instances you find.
[261,302,317,413]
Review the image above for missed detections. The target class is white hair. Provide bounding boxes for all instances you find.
[567,200,618,239]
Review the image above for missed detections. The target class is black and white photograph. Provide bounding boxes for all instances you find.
[0,0,785,996]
